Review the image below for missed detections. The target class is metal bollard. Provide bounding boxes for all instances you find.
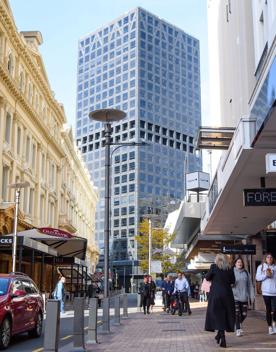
[87,298,98,345]
[43,299,60,352]
[137,293,141,312]
[73,297,86,351]
[114,295,121,326]
[122,293,128,318]
[102,297,110,333]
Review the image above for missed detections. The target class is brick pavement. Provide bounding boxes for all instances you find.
[64,302,276,351]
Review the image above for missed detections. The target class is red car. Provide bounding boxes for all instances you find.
[0,272,43,349]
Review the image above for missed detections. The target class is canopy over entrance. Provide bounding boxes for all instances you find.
[4,228,87,260]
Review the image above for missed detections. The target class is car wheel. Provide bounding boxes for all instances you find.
[0,318,11,350]
[28,313,43,338]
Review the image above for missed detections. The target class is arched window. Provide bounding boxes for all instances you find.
[7,53,14,75]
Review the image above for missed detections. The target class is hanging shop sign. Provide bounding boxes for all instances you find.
[243,189,276,206]
[266,154,276,173]
[0,237,13,246]
[38,227,73,239]
[221,245,256,255]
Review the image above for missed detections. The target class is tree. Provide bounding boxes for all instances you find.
[135,219,183,274]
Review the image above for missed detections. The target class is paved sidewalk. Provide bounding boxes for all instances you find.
[62,302,276,351]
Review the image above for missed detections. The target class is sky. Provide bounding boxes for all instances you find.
[9,0,210,128]
[9,0,218,174]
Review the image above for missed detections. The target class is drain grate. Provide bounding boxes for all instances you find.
[162,329,186,332]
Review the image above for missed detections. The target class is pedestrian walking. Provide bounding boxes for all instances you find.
[232,257,255,337]
[205,253,235,348]
[139,275,151,315]
[164,275,175,312]
[148,275,156,312]
[201,278,211,301]
[173,272,191,316]
[256,253,276,335]
[161,276,168,310]
[53,276,66,314]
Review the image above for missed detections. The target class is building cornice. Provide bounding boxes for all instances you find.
[0,3,66,127]
[0,64,65,158]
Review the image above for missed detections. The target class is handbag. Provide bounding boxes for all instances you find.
[256,264,263,295]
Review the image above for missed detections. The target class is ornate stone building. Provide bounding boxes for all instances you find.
[0,0,98,274]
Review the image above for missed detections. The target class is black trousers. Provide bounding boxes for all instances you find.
[263,295,276,326]
[165,293,172,309]
[177,292,191,314]
[142,296,150,312]
[235,301,248,329]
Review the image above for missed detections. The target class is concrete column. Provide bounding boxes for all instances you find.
[73,297,85,351]
[86,298,98,345]
[102,297,110,333]
[114,295,121,326]
[122,293,128,318]
[43,299,60,352]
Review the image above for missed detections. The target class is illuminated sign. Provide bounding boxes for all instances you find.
[243,189,276,206]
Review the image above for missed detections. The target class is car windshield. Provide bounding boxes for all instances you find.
[0,278,9,296]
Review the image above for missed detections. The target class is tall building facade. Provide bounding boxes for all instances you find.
[76,8,201,264]
[202,0,276,310]
[0,0,99,274]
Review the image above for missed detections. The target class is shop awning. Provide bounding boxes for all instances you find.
[185,234,247,260]
[0,235,58,256]
[4,228,87,260]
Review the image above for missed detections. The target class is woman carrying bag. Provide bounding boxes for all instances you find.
[232,257,255,337]
[256,253,276,335]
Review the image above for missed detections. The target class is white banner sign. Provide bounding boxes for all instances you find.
[266,154,276,173]
[151,260,162,273]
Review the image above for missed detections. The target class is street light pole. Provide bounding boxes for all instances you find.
[9,181,30,272]
[103,122,111,298]
[89,109,126,300]
[12,189,20,273]
[148,219,152,275]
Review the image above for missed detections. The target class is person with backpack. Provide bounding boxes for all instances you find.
[232,257,255,336]
[256,253,276,335]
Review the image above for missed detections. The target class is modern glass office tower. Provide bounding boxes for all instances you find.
[76,8,201,274]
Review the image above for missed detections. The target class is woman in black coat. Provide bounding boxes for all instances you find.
[205,253,235,348]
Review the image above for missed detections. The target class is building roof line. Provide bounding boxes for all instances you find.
[78,7,199,44]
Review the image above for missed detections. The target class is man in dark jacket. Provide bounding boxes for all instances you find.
[139,275,151,314]
[164,275,175,312]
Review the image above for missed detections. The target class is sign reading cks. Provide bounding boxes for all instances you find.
[38,227,73,239]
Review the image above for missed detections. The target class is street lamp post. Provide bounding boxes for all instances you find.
[89,109,126,299]
[148,218,152,275]
[8,181,30,272]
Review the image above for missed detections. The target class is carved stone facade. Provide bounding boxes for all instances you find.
[0,0,99,272]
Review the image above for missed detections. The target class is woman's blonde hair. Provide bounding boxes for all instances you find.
[215,253,231,270]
